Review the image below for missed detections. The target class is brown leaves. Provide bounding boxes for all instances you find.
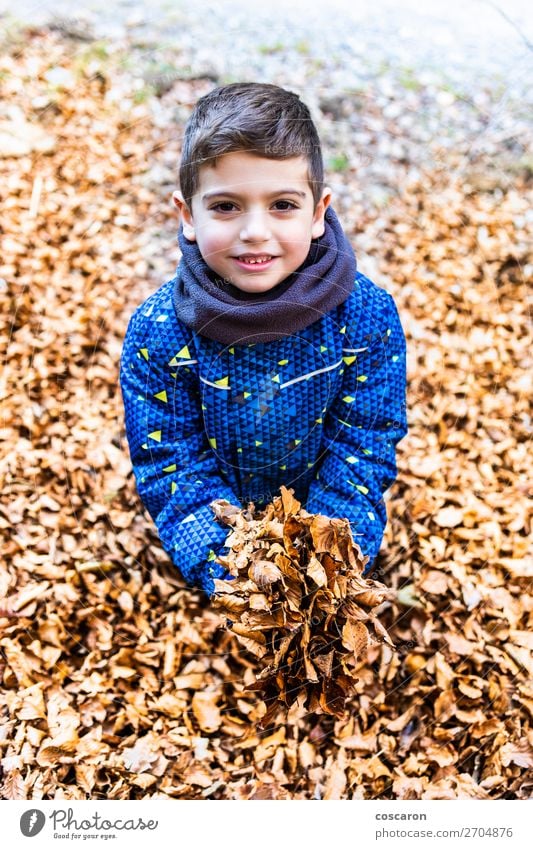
[0,25,530,801]
[434,506,464,528]
[249,561,282,590]
[211,487,393,721]
[502,741,533,770]
[191,692,222,733]
[342,620,370,658]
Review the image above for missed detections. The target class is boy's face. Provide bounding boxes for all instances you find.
[173,152,331,295]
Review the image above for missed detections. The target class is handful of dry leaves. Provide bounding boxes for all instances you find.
[211,487,394,725]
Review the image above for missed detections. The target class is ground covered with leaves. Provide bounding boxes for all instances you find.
[0,25,531,800]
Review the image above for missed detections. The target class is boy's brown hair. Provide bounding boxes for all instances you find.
[179,82,324,208]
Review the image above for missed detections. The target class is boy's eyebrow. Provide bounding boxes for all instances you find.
[201,189,308,201]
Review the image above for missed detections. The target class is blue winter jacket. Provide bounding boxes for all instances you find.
[120,272,407,595]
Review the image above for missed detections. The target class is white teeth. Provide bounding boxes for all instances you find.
[240,256,271,264]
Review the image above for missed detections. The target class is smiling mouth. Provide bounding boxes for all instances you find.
[234,254,275,266]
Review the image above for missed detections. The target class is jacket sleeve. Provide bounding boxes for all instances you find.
[119,301,239,595]
[305,285,407,570]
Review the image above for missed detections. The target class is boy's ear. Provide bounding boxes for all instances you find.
[311,187,332,239]
[172,190,196,241]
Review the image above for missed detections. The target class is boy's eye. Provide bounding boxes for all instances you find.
[210,201,237,212]
[272,200,298,211]
[209,199,298,213]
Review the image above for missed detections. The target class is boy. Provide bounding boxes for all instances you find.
[120,82,407,596]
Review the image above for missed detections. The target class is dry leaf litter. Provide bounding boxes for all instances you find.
[211,487,393,727]
[0,27,531,800]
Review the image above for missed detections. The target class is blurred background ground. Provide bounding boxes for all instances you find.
[0,0,531,800]
[2,0,531,83]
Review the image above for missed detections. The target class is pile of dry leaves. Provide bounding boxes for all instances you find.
[0,27,531,800]
[212,487,393,725]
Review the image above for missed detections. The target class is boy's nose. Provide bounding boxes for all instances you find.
[239,210,271,242]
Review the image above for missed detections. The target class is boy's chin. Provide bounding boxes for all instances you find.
[227,274,287,295]
[232,281,284,296]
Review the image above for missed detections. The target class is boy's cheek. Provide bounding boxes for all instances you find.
[196,226,227,252]
[197,236,234,271]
